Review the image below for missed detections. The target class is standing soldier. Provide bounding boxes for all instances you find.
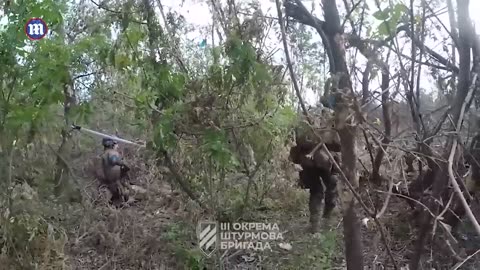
[100,137,131,207]
[289,105,341,233]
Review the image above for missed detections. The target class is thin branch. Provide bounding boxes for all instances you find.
[425,1,457,48]
[451,248,480,270]
[89,0,148,25]
[275,0,310,122]
[340,0,362,32]
[73,72,97,81]
[156,0,189,75]
[448,74,480,237]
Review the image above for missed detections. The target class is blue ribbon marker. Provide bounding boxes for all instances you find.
[199,38,207,48]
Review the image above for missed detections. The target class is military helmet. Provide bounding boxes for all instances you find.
[102,137,117,148]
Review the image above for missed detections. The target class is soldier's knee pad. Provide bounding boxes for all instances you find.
[325,174,337,186]
[309,192,323,208]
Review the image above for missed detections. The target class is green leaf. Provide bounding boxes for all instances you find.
[153,112,176,150]
[377,19,398,37]
[373,10,389,20]
[126,27,145,45]
[390,4,407,26]
[393,3,409,16]
[378,21,390,36]
[114,53,130,69]
[201,129,236,168]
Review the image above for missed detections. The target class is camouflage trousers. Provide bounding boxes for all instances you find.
[105,179,131,206]
[299,167,339,232]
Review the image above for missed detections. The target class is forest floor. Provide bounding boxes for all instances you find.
[61,149,480,270]
[64,176,347,270]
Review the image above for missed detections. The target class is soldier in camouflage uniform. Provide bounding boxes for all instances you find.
[100,138,131,207]
[289,105,341,233]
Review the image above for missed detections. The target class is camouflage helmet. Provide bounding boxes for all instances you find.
[102,137,117,148]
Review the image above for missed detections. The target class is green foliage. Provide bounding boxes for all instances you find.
[156,32,296,217]
[279,230,339,270]
[27,0,64,26]
[288,23,327,97]
[157,70,187,105]
[373,4,409,37]
[174,248,206,270]
[0,183,67,269]
[317,231,338,268]
[163,223,208,269]
[225,36,257,72]
[152,106,178,150]
[241,105,297,162]
[69,102,92,124]
[1,0,296,267]
[1,213,66,269]
[0,0,101,148]
[125,25,146,46]
[202,129,239,169]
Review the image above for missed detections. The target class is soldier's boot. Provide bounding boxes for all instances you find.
[309,187,324,233]
[323,174,338,219]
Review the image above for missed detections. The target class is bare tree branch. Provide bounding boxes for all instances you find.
[275,0,310,122]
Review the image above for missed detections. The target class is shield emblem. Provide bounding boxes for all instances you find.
[197,221,218,257]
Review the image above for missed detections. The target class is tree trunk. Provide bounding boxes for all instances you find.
[284,0,364,268]
[52,18,79,201]
[371,68,391,186]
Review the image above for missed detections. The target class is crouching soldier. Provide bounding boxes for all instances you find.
[100,138,131,207]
